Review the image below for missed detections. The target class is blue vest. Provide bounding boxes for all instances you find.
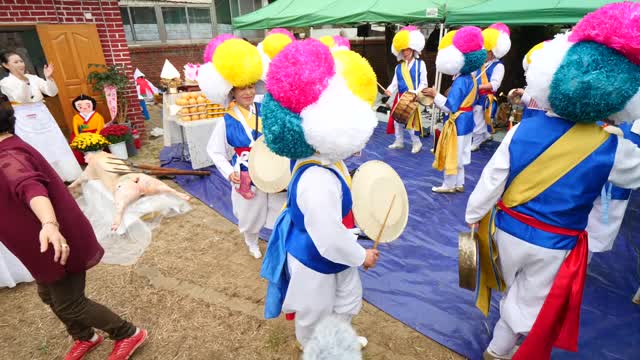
[602,121,640,200]
[497,113,618,250]
[285,163,352,274]
[396,59,422,94]
[224,103,262,171]
[444,74,476,136]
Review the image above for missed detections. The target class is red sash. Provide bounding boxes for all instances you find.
[234,147,251,156]
[497,201,588,359]
[479,89,495,96]
[386,93,401,134]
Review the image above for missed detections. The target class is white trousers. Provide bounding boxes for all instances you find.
[230,189,286,248]
[493,229,568,337]
[472,105,491,147]
[442,134,472,188]
[394,121,421,145]
[282,255,363,347]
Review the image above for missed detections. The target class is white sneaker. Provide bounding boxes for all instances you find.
[432,186,456,193]
[471,144,481,152]
[388,142,404,149]
[411,142,423,154]
[249,247,262,259]
[357,336,368,348]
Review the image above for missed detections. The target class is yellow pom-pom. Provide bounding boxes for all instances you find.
[213,39,263,87]
[438,30,457,50]
[481,28,500,51]
[392,30,411,53]
[319,36,336,49]
[263,33,293,59]
[525,41,546,66]
[333,50,377,106]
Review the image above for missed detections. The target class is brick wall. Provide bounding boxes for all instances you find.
[0,0,145,132]
[129,43,206,86]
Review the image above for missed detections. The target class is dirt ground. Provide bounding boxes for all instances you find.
[0,105,463,360]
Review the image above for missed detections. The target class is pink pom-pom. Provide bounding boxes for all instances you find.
[333,35,351,49]
[489,23,510,36]
[453,26,484,54]
[401,25,418,32]
[266,39,335,114]
[203,34,237,63]
[267,28,296,41]
[569,2,640,65]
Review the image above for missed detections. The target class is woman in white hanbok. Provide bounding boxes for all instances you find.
[0,51,81,181]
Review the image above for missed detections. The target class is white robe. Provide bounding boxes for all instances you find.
[0,73,81,181]
[434,93,473,188]
[281,155,366,347]
[0,242,33,288]
[466,123,640,334]
[206,115,285,247]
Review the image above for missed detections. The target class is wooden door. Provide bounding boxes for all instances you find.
[36,24,109,134]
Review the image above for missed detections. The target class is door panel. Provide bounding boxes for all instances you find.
[36,24,110,132]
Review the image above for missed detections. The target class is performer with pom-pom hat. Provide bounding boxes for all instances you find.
[385,26,428,154]
[199,35,287,259]
[259,38,381,350]
[422,26,485,193]
[510,41,548,121]
[465,3,640,359]
[471,23,511,151]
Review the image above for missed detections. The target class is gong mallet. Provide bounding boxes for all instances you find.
[365,194,397,270]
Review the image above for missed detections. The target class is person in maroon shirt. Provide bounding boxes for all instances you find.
[0,103,147,360]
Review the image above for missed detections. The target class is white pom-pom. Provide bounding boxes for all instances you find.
[197,62,233,105]
[257,42,271,81]
[408,30,426,53]
[436,46,465,76]
[303,316,362,360]
[525,33,573,111]
[301,76,377,163]
[493,32,511,59]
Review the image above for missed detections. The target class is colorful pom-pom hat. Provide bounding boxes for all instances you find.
[197,34,263,105]
[319,35,351,52]
[525,2,640,124]
[522,41,547,73]
[261,38,378,163]
[435,26,487,76]
[481,23,511,59]
[391,26,425,60]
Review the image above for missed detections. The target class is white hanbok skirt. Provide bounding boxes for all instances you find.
[13,102,82,181]
[0,242,33,288]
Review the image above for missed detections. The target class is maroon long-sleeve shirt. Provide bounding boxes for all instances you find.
[0,136,103,283]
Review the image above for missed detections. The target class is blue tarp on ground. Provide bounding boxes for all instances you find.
[160,124,639,360]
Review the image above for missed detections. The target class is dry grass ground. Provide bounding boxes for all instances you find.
[0,104,464,360]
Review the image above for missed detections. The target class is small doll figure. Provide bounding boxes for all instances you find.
[70,94,105,165]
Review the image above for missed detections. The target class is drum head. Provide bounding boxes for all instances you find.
[248,137,291,193]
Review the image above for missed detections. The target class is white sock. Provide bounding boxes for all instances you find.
[90,333,99,342]
[488,319,519,356]
[133,328,140,336]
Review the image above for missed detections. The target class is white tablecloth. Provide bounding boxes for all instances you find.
[174,118,221,169]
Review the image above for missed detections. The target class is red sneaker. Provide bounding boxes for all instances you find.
[107,328,148,360]
[64,334,104,360]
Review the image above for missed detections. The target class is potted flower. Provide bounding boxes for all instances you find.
[100,124,132,160]
[70,133,111,160]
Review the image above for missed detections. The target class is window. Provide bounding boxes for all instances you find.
[162,7,189,40]
[239,0,255,15]
[130,7,160,41]
[215,0,232,25]
[230,0,240,18]
[120,8,133,42]
[188,8,213,39]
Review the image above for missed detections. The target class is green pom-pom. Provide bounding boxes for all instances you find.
[550,42,640,123]
[262,93,315,159]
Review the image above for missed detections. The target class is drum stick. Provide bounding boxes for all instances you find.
[373,194,397,250]
[377,82,387,92]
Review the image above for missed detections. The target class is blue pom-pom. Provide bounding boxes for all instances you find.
[261,93,316,159]
[550,42,640,123]
[461,49,486,74]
